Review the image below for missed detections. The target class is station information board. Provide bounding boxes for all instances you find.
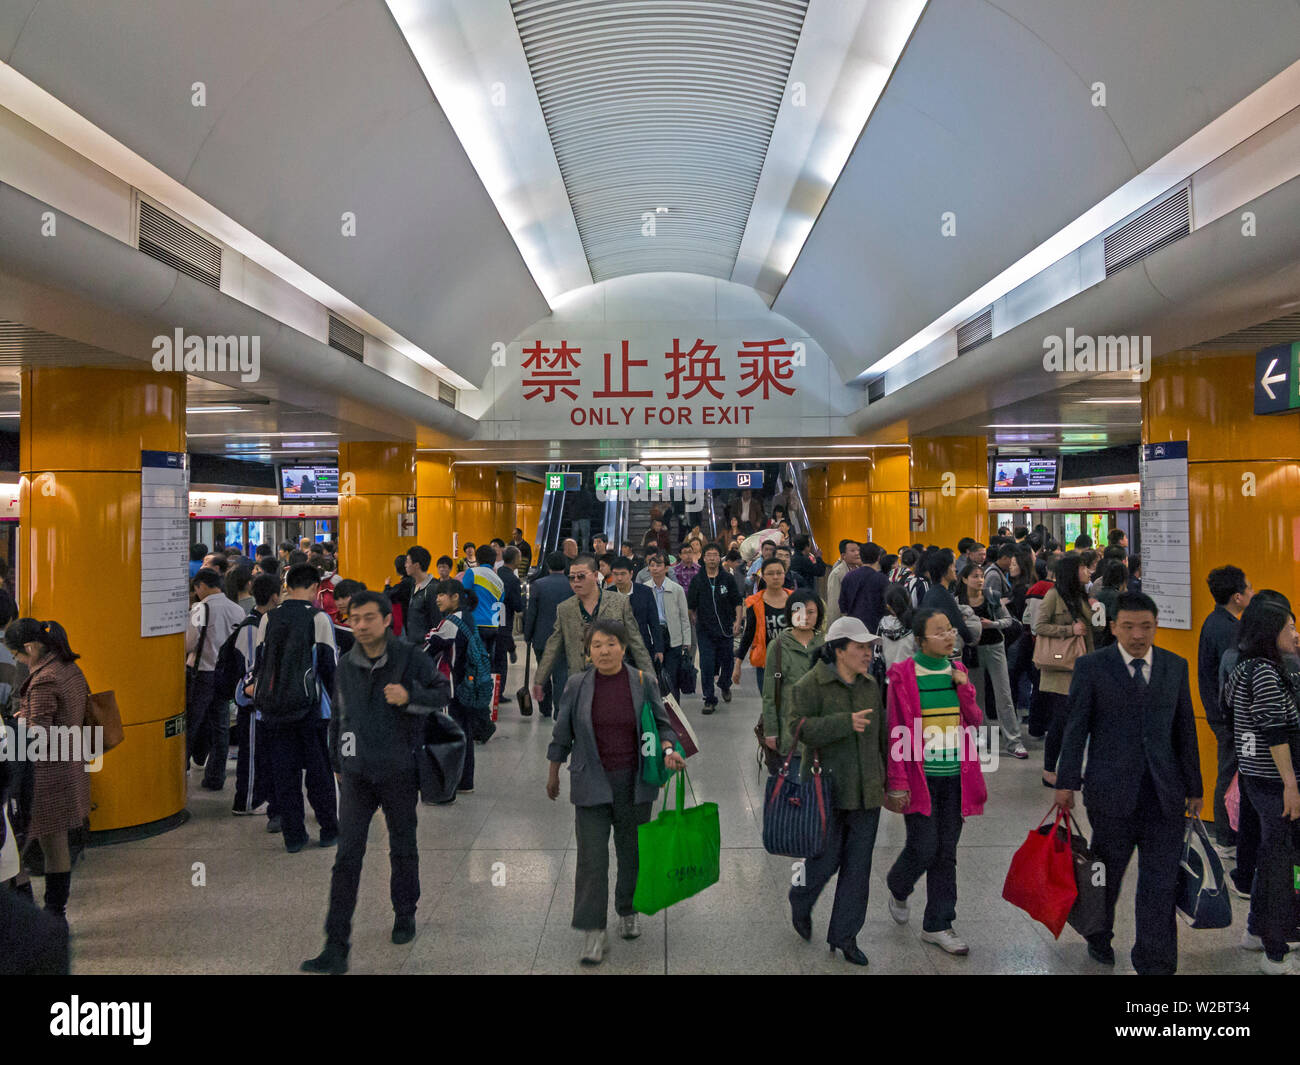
[1139,440,1192,630]
[593,469,764,492]
[141,450,189,637]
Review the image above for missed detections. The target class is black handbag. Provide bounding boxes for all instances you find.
[762,719,832,859]
[1064,813,1107,938]
[416,710,467,805]
[677,654,697,696]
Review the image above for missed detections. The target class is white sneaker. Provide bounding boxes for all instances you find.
[1007,741,1029,760]
[921,928,970,955]
[619,914,640,940]
[580,929,607,965]
[1259,954,1298,975]
[888,892,910,925]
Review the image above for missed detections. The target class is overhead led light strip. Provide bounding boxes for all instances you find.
[858,56,1300,380]
[0,59,475,392]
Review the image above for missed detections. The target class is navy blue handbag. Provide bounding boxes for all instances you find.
[762,719,832,859]
[1176,816,1232,930]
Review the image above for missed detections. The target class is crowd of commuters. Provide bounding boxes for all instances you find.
[6,501,1297,978]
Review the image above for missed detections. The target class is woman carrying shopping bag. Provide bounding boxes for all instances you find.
[546,618,683,965]
[785,617,892,966]
[885,608,987,956]
[956,564,1028,759]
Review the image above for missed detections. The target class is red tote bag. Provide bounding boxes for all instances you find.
[1002,806,1080,938]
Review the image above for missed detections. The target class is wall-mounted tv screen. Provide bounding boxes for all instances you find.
[277,465,339,504]
[991,456,1059,496]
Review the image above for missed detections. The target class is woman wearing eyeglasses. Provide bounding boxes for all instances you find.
[884,607,987,957]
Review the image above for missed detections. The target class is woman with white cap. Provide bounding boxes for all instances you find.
[785,615,900,966]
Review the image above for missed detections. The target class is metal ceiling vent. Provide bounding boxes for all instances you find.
[512,0,809,282]
[137,200,221,289]
[1103,185,1190,277]
[1192,310,1300,350]
[327,315,365,362]
[437,381,458,409]
[956,307,993,355]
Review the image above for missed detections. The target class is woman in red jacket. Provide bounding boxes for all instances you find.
[4,618,92,926]
[883,607,987,957]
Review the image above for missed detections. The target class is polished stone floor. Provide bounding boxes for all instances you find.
[63,657,1258,975]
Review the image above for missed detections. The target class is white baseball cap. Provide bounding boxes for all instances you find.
[825,616,880,644]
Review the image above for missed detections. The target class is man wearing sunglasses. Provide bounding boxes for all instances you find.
[532,556,655,705]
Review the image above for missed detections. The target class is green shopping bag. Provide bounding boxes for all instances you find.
[640,697,683,787]
[633,769,720,914]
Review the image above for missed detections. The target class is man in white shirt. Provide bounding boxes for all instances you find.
[186,567,250,790]
[643,553,690,702]
[825,540,861,625]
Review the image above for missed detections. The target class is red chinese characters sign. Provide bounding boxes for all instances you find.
[519,337,800,428]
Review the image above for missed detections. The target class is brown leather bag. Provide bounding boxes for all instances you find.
[86,689,125,751]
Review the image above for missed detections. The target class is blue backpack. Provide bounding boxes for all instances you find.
[445,613,495,713]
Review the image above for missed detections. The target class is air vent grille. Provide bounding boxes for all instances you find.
[328,316,365,361]
[1104,186,1190,276]
[866,379,886,404]
[1192,311,1300,350]
[137,200,221,289]
[437,381,458,409]
[956,308,993,355]
[0,321,139,369]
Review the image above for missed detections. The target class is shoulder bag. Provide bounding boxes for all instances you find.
[762,718,832,858]
[754,637,785,773]
[1032,592,1086,671]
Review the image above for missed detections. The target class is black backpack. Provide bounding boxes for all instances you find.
[212,617,257,703]
[253,605,322,723]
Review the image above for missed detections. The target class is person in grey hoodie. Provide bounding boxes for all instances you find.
[546,618,681,965]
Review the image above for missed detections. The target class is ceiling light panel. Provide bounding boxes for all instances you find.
[511,0,809,283]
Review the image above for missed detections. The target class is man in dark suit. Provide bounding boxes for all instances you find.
[609,556,662,670]
[1055,591,1203,975]
[838,542,890,634]
[522,552,574,718]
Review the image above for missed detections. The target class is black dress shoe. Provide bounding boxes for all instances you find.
[301,943,349,974]
[830,941,869,966]
[1087,941,1116,966]
[319,833,337,848]
[285,838,308,854]
[392,915,416,945]
[702,701,717,715]
[721,688,732,703]
[792,910,812,942]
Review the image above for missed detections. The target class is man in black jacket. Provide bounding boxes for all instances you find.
[302,591,450,974]
[403,546,438,644]
[523,552,574,718]
[839,542,891,634]
[609,556,662,667]
[1055,591,1202,974]
[1196,565,1253,850]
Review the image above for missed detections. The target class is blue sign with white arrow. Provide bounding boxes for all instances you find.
[1254,342,1300,415]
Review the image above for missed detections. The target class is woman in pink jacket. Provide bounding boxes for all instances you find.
[883,607,987,956]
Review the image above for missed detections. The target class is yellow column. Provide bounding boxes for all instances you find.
[805,466,828,553]
[453,466,498,555]
[825,462,871,549]
[910,436,989,550]
[495,470,516,544]
[869,450,912,551]
[21,366,186,833]
[416,452,455,562]
[515,479,544,543]
[1144,349,1300,818]
[338,441,415,591]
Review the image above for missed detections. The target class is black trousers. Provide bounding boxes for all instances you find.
[887,774,964,932]
[1240,775,1300,962]
[265,717,338,848]
[1209,721,1238,845]
[696,631,733,703]
[1235,780,1261,897]
[447,700,475,790]
[185,671,229,788]
[1041,691,1070,773]
[658,625,682,704]
[232,706,273,814]
[1086,773,1185,975]
[534,648,568,719]
[572,769,651,931]
[790,806,881,946]
[324,768,420,948]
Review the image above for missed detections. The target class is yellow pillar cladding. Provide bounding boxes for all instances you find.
[805,466,829,554]
[910,436,989,551]
[515,479,544,546]
[824,462,870,552]
[20,366,186,832]
[453,466,498,557]
[869,451,912,552]
[1144,350,1300,821]
[416,452,454,562]
[338,441,416,592]
[495,470,516,546]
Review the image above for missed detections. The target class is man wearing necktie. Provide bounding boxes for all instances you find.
[1055,591,1203,974]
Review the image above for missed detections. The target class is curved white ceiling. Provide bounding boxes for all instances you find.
[0,0,550,385]
[512,0,808,282]
[774,0,1300,378]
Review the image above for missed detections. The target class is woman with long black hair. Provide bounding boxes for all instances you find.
[1225,595,1300,974]
[1034,552,1094,787]
[3,618,92,926]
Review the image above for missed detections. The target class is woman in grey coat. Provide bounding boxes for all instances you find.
[546,618,683,965]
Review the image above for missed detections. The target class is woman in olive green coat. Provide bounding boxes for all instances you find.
[785,616,901,966]
[761,590,825,760]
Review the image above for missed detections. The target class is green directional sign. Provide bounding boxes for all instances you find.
[544,472,582,492]
[594,471,627,491]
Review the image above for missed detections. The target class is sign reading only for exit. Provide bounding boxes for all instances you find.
[1255,342,1300,415]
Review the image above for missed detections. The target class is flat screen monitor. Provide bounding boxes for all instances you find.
[990,456,1059,497]
[277,465,339,505]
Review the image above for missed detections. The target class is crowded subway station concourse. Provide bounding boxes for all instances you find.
[1,0,1299,1036]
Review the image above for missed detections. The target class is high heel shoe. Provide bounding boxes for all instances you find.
[829,941,869,966]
